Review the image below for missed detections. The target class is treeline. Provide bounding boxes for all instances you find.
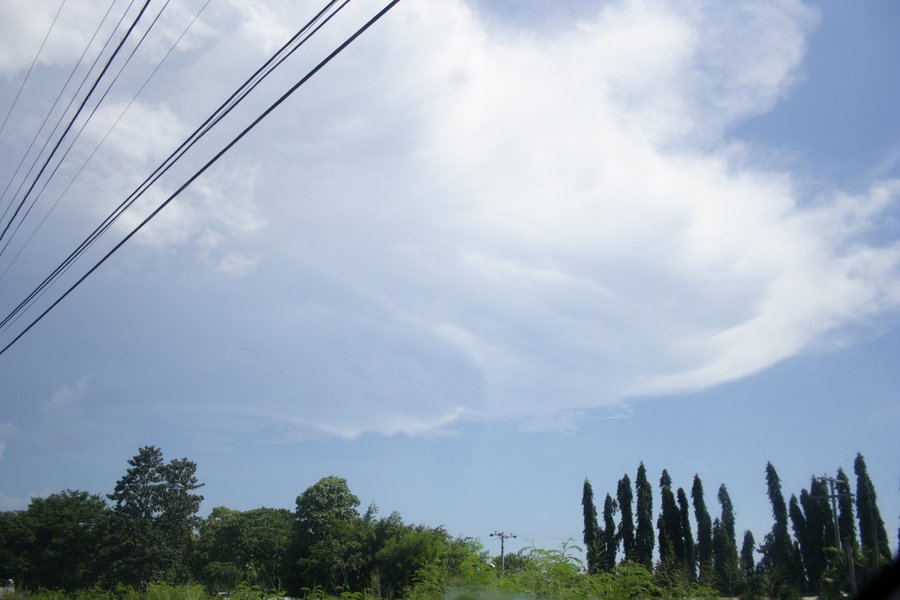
[581,453,895,599]
[0,446,480,598]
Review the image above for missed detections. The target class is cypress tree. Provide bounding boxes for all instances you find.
[798,478,836,590]
[692,474,713,582]
[712,517,738,595]
[740,530,756,578]
[760,462,792,575]
[677,487,695,578]
[854,453,891,569]
[716,484,740,592]
[582,478,600,574]
[602,493,618,572]
[635,462,655,569]
[617,474,635,563]
[788,494,811,592]
[835,467,857,552]
[657,470,683,567]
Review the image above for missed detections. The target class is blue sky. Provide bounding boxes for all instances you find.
[0,0,898,559]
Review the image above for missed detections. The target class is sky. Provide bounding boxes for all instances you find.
[0,0,898,560]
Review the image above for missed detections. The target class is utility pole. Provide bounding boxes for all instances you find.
[813,475,857,595]
[490,530,517,576]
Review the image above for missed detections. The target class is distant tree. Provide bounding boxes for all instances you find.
[634,463,654,569]
[759,462,791,574]
[713,485,739,594]
[835,468,858,552]
[854,453,891,572]
[5,490,112,591]
[108,446,204,587]
[656,470,682,567]
[677,488,694,578]
[289,476,368,594]
[740,530,756,578]
[796,478,835,592]
[617,474,635,563]
[582,479,600,573]
[602,493,618,572]
[712,518,737,595]
[195,506,293,592]
[691,474,713,582]
[788,494,811,593]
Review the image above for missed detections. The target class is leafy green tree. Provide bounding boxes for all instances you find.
[677,488,694,578]
[795,478,836,592]
[602,493,618,572]
[288,476,368,594]
[107,446,204,587]
[581,479,599,573]
[195,506,293,592]
[854,453,891,572]
[616,474,635,563]
[691,474,713,582]
[4,490,112,591]
[740,530,756,578]
[634,462,654,569]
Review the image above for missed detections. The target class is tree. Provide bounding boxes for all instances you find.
[195,506,293,592]
[108,445,204,587]
[691,474,713,582]
[835,467,858,552]
[656,470,683,568]
[582,479,600,573]
[602,493,618,572]
[740,530,756,578]
[713,485,739,595]
[760,462,791,575]
[634,463,654,569]
[616,474,635,563]
[676,488,694,578]
[4,491,112,591]
[854,453,890,572]
[289,476,368,594]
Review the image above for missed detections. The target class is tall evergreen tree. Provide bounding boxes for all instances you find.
[740,530,756,578]
[854,453,891,569]
[635,462,655,569]
[760,462,792,576]
[692,474,713,582]
[716,484,740,592]
[835,467,858,551]
[788,494,811,592]
[712,517,738,595]
[797,478,836,591]
[657,470,683,567]
[677,488,695,578]
[616,475,635,563]
[582,479,600,574]
[602,493,619,572]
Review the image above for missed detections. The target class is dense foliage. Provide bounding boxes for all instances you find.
[0,448,895,600]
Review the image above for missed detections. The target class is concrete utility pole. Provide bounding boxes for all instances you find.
[813,474,857,595]
[490,530,517,576]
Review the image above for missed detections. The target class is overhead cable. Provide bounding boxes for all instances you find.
[0,0,403,356]
[0,0,153,246]
[0,0,347,333]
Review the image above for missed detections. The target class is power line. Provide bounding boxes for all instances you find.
[0,0,68,139]
[0,0,131,227]
[0,0,403,356]
[490,531,517,575]
[0,0,346,334]
[0,0,152,247]
[0,0,177,264]
[0,0,213,284]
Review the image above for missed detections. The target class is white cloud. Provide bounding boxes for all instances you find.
[40,375,91,418]
[4,0,897,439]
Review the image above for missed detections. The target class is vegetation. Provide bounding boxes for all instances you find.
[0,447,895,600]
